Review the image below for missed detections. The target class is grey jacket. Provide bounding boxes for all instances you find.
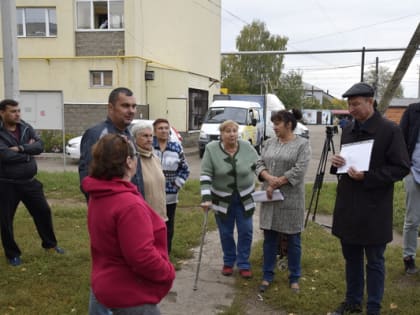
[256,136,311,234]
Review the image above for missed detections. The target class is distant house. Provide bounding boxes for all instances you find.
[303,82,336,105]
[384,97,420,124]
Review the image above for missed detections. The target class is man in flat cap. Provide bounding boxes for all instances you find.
[329,82,410,315]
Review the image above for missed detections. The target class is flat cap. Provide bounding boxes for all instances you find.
[342,82,375,98]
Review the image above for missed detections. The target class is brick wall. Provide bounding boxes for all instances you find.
[75,31,124,56]
[384,107,404,125]
[64,104,150,136]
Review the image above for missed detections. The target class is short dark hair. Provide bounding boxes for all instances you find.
[108,87,133,105]
[271,109,297,131]
[153,118,170,128]
[0,99,18,111]
[89,134,136,180]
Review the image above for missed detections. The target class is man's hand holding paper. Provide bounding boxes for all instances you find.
[331,139,374,181]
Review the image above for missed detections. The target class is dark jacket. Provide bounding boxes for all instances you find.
[78,118,144,197]
[332,111,410,245]
[399,102,420,160]
[0,119,43,181]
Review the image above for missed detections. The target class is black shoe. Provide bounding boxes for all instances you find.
[259,281,270,293]
[403,256,419,274]
[330,302,362,315]
[8,256,22,267]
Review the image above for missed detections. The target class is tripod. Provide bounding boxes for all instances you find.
[304,126,337,227]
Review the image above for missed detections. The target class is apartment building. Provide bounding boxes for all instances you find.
[0,0,221,136]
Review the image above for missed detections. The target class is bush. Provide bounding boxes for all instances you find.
[38,130,76,153]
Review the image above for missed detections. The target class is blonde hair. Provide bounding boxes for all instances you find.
[219,120,239,132]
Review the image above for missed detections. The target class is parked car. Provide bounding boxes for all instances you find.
[65,119,182,160]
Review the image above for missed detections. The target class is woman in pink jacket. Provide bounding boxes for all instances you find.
[82,134,175,315]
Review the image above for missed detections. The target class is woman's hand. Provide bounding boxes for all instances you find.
[266,185,274,200]
[200,201,212,212]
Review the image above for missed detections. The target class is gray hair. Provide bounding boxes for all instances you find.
[130,121,153,138]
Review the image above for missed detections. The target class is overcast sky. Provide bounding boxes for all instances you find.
[220,0,420,98]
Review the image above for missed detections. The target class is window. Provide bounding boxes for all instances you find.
[90,71,113,87]
[76,0,124,30]
[17,8,57,37]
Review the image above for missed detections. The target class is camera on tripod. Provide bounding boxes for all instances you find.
[326,125,338,135]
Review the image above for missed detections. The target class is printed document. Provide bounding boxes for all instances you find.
[337,139,374,174]
[252,189,284,202]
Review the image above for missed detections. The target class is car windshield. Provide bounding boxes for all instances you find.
[203,107,247,124]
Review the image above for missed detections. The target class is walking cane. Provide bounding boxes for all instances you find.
[193,209,209,291]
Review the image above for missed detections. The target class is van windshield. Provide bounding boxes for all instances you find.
[204,107,247,124]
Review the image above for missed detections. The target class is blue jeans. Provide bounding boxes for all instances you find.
[111,304,160,315]
[262,230,301,284]
[403,173,420,258]
[89,289,113,315]
[215,193,253,269]
[341,242,386,314]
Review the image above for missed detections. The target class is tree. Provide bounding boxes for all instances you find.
[277,70,304,109]
[221,20,288,94]
[364,65,404,99]
[221,55,248,94]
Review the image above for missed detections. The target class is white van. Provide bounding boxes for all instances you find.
[198,100,264,158]
[264,94,309,139]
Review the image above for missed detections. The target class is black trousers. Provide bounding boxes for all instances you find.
[0,179,57,259]
[165,203,177,254]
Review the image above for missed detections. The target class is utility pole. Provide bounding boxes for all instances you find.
[378,22,420,113]
[360,46,365,82]
[418,65,420,98]
[374,57,379,97]
[1,0,20,100]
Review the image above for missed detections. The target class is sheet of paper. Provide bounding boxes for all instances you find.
[337,139,374,174]
[252,189,284,202]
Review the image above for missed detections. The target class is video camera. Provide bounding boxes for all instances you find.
[326,125,338,135]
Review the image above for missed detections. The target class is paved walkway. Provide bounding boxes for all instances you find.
[159,207,264,315]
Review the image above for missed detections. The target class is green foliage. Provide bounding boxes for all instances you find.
[277,70,305,109]
[330,98,348,109]
[1,174,411,314]
[364,65,404,99]
[38,130,76,153]
[221,55,249,94]
[222,20,288,94]
[226,223,420,315]
[0,175,211,314]
[302,96,322,109]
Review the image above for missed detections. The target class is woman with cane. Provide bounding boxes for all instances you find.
[200,120,258,278]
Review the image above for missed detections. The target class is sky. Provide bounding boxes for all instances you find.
[220,0,420,98]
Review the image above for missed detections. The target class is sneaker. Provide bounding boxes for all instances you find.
[8,256,22,267]
[239,269,252,279]
[46,246,65,254]
[403,256,419,274]
[330,302,362,315]
[221,265,233,276]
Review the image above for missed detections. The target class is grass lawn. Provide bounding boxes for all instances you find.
[0,173,417,315]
